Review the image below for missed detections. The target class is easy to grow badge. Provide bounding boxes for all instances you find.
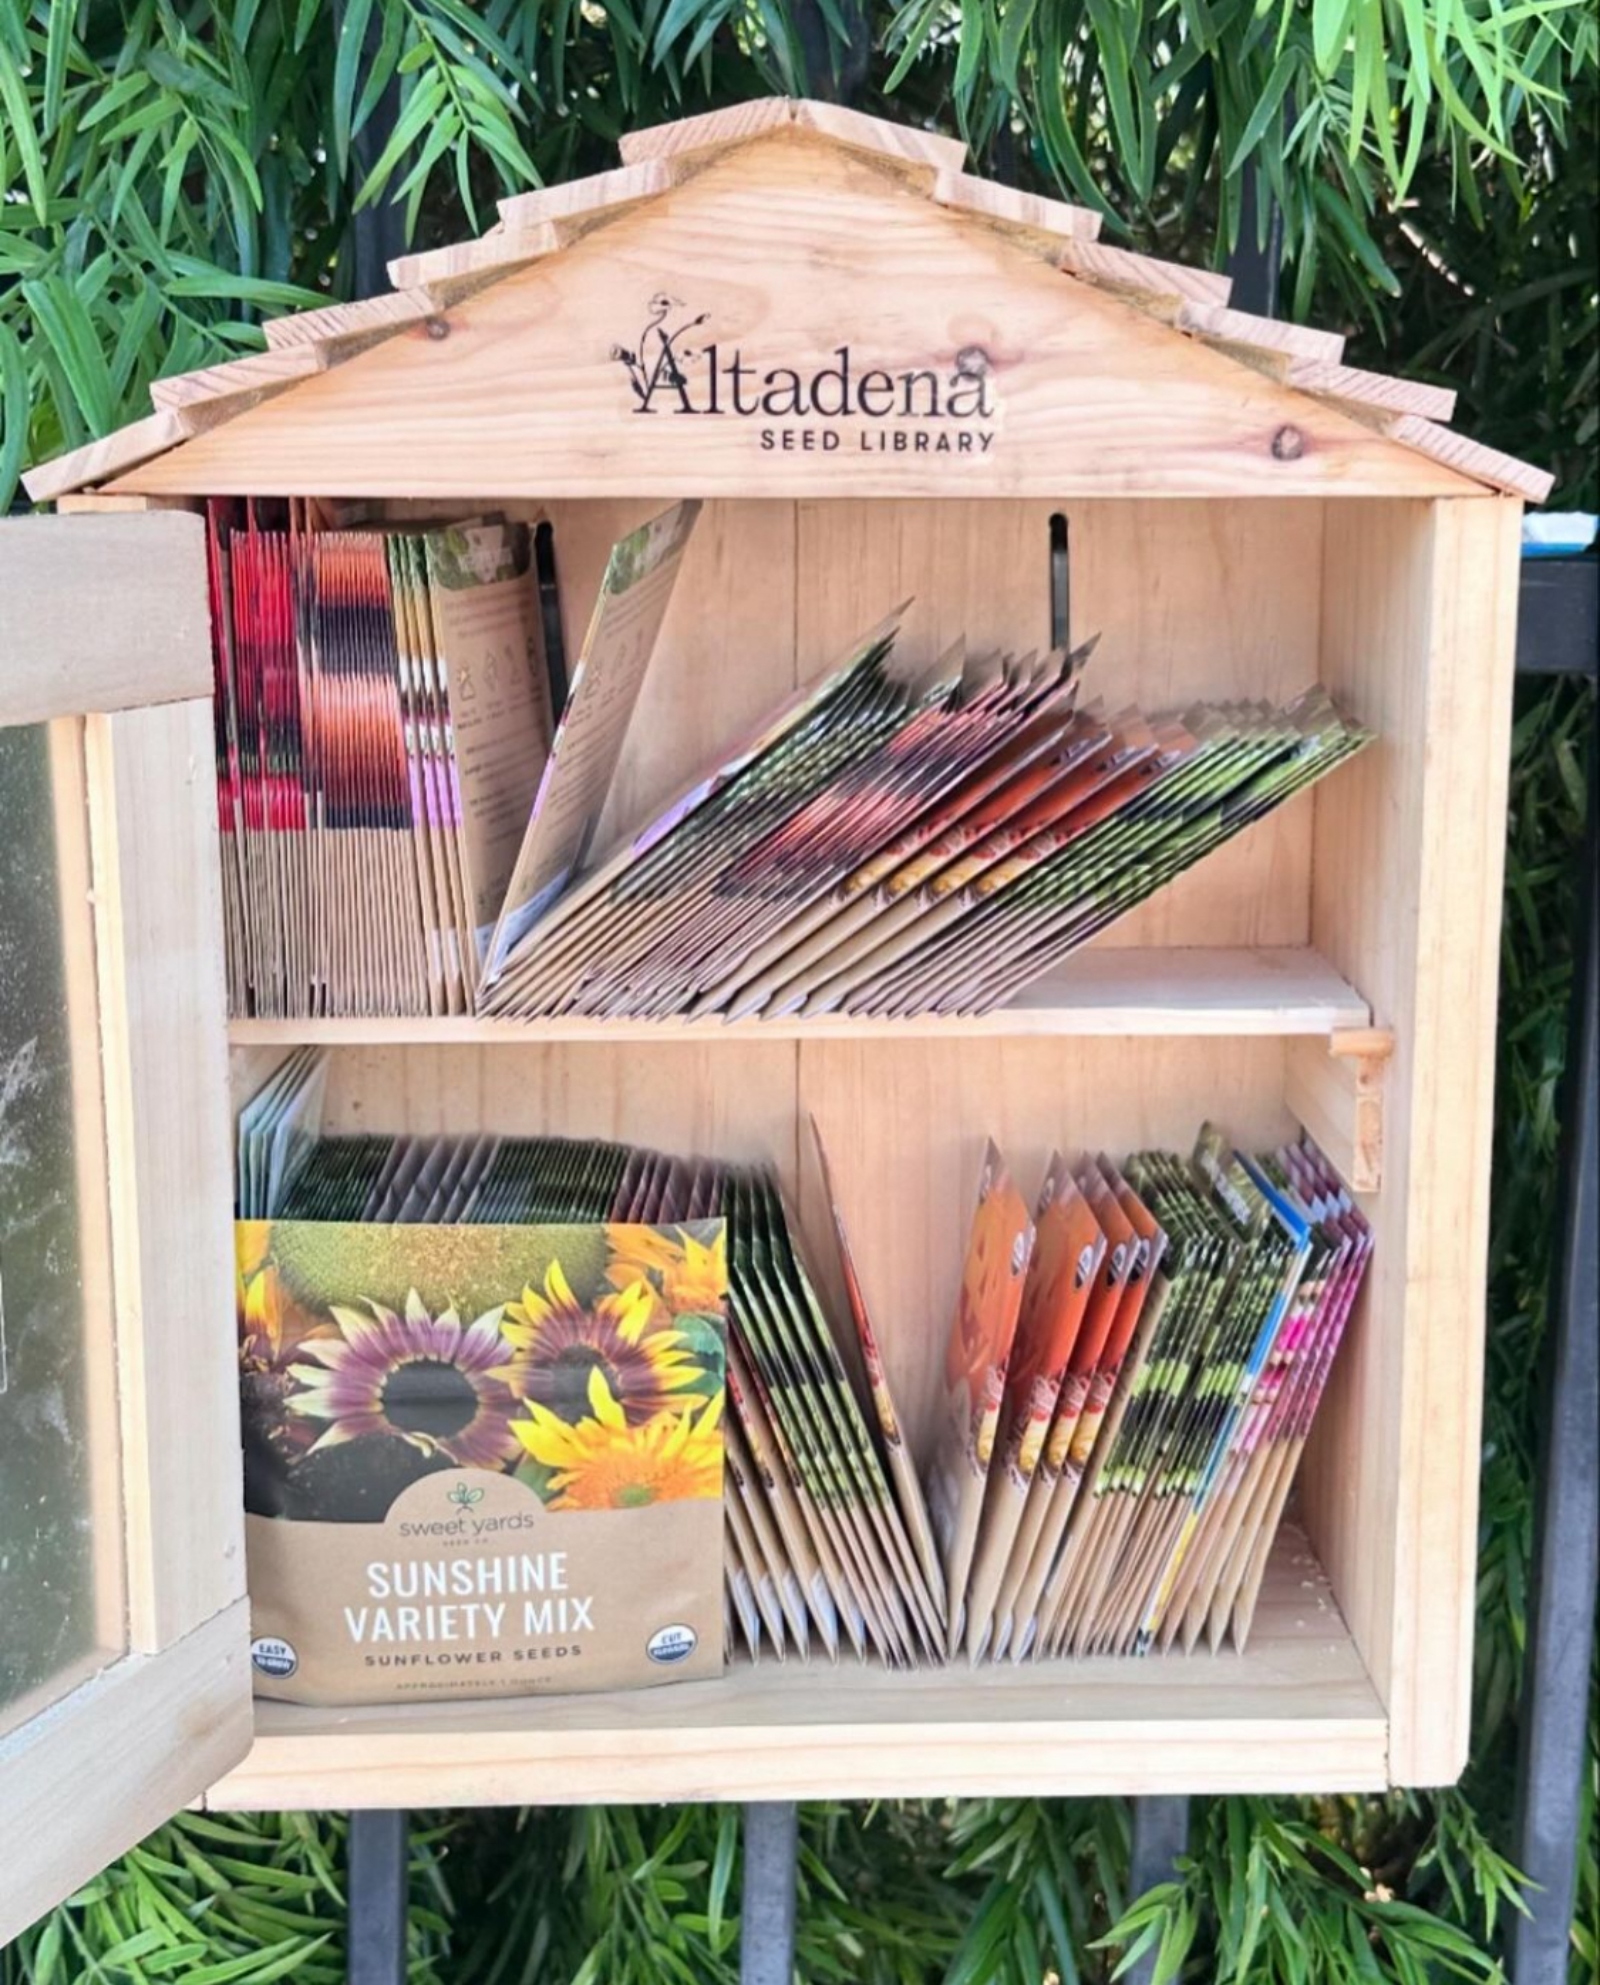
[251,1635,298,1680]
[646,1623,698,1666]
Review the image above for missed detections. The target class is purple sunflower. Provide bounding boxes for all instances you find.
[494,1260,708,1427]
[287,1289,519,1470]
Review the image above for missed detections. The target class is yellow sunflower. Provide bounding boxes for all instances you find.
[514,1370,724,1510]
[495,1258,707,1426]
[239,1259,286,1371]
[605,1224,728,1317]
[236,1230,330,1467]
[236,1229,330,1377]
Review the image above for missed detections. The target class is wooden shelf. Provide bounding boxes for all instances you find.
[207,1526,1385,1808]
[227,946,1371,1049]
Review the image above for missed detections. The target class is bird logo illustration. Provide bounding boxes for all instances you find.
[611,294,711,413]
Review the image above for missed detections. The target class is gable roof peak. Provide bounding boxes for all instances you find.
[20,96,1553,505]
[618,96,967,179]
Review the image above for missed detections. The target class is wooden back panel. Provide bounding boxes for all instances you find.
[313,1035,1294,1455]
[375,494,1328,948]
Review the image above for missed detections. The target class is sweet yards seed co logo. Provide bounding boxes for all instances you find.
[609,294,998,459]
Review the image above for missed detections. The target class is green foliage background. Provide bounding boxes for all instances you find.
[1,0,1595,1978]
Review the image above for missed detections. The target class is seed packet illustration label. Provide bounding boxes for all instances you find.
[236,1216,727,1704]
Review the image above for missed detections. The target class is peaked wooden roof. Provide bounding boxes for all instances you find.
[25,97,1551,504]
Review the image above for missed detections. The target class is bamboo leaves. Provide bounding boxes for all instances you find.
[0,1812,450,1984]
[882,0,1592,296]
[1101,1797,1522,1984]
[0,0,327,497]
[3,0,1593,509]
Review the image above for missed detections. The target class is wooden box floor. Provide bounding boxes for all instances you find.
[209,1524,1385,1809]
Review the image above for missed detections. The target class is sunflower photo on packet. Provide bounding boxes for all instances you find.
[236,1071,729,1707]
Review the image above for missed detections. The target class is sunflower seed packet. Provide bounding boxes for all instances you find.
[236,1205,728,1705]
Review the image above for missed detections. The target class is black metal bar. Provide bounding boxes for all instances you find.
[1226,169,1283,319]
[1507,700,1598,1985]
[533,519,570,716]
[740,1801,800,1985]
[338,0,405,303]
[347,1809,409,1985]
[1516,558,1600,678]
[1122,1796,1191,1985]
[790,0,869,102]
[1049,511,1070,650]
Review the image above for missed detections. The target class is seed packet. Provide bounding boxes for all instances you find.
[485,501,701,983]
[236,1075,729,1704]
[961,1157,1105,1660]
[924,1142,1036,1654]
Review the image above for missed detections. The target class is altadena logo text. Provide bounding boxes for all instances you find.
[610,294,997,457]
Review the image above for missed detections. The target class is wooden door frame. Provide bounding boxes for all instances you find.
[0,511,250,1947]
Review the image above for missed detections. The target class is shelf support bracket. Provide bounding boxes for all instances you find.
[1286,1026,1393,1192]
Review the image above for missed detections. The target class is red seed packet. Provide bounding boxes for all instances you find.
[959,1156,1106,1659]
[924,1141,1035,1655]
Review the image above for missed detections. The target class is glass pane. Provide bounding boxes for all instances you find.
[0,719,124,1728]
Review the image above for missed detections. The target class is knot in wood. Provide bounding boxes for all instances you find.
[1272,424,1305,461]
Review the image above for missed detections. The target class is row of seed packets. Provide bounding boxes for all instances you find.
[914,1125,1373,1663]
[483,606,1369,1023]
[209,498,699,1018]
[236,1056,1370,1678]
[208,503,558,1018]
[724,1120,1371,1665]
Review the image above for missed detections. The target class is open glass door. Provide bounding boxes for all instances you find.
[0,511,250,1945]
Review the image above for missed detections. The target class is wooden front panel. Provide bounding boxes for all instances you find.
[115,135,1476,502]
